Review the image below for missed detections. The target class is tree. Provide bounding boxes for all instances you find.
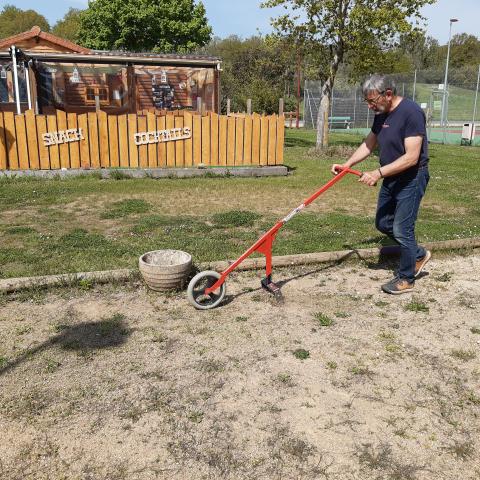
[202,35,297,114]
[397,32,441,70]
[262,0,436,148]
[77,0,212,53]
[52,8,83,44]
[449,34,480,69]
[0,5,50,39]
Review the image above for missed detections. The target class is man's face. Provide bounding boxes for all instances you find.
[364,90,393,113]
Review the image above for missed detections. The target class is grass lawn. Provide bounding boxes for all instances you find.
[0,129,479,279]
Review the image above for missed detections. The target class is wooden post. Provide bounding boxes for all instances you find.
[95,96,100,112]
[247,98,252,115]
[196,97,202,113]
[126,63,136,113]
[227,98,231,116]
[279,98,284,116]
[28,61,39,114]
[214,69,221,113]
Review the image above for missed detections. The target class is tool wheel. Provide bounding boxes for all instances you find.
[187,270,226,310]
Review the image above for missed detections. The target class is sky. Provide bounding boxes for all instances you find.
[1,0,479,45]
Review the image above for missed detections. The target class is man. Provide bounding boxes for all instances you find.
[331,74,431,294]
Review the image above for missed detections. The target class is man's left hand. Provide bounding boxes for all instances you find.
[359,169,381,187]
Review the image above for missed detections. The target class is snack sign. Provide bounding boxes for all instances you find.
[43,128,84,147]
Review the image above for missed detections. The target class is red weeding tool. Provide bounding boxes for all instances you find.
[187,167,362,309]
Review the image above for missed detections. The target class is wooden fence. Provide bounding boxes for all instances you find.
[0,110,284,170]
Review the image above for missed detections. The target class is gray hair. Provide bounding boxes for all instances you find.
[362,74,397,97]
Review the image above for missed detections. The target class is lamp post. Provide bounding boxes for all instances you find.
[441,18,458,130]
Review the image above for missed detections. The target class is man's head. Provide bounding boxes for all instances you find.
[362,75,397,113]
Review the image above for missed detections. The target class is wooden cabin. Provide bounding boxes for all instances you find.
[0,26,221,115]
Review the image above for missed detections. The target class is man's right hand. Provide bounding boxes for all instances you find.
[331,163,349,175]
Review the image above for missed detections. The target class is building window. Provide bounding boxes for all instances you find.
[85,85,109,105]
[0,73,27,103]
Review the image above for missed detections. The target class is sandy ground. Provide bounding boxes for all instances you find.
[0,252,479,480]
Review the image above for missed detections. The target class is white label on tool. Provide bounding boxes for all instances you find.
[282,204,305,223]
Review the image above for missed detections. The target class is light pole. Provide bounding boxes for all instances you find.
[441,18,458,130]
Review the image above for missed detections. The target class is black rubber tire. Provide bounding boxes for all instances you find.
[186,270,226,310]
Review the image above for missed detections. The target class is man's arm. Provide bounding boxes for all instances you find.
[331,131,377,175]
[359,135,423,186]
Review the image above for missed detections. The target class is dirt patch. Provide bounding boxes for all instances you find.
[0,253,479,479]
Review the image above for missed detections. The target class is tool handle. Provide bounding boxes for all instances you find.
[335,166,363,177]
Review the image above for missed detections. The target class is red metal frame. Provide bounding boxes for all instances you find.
[205,167,362,295]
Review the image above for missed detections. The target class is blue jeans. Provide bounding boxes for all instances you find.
[375,167,430,282]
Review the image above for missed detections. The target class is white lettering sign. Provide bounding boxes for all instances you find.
[134,127,191,146]
[43,128,84,147]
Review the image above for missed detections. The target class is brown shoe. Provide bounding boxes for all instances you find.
[415,250,431,278]
[381,277,414,295]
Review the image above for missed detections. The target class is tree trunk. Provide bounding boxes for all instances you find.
[315,34,343,150]
[316,78,333,149]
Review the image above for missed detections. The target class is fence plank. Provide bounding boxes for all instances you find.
[128,114,138,168]
[87,112,100,168]
[235,116,244,165]
[67,113,80,169]
[243,114,252,165]
[156,116,167,167]
[219,115,227,166]
[15,115,29,170]
[227,116,235,165]
[137,116,148,168]
[183,112,193,166]
[4,112,18,170]
[210,113,219,166]
[164,115,175,167]
[268,114,277,165]
[201,115,210,166]
[251,114,261,165]
[276,115,285,165]
[36,115,50,169]
[147,112,157,168]
[118,115,129,168]
[0,113,7,169]
[108,114,120,167]
[25,110,39,169]
[192,114,201,166]
[77,114,90,169]
[98,111,110,168]
[47,114,60,169]
[174,116,184,167]
[259,115,269,166]
[56,110,70,169]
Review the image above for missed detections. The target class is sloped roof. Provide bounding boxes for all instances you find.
[92,50,221,62]
[0,27,221,67]
[0,26,91,54]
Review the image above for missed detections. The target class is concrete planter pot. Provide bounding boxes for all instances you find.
[139,250,192,292]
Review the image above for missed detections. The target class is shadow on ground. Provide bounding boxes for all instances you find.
[0,315,131,377]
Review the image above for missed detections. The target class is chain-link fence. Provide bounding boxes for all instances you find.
[304,67,480,146]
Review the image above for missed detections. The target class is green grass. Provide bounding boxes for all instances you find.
[0,129,479,278]
[293,349,310,360]
[404,299,430,313]
[101,199,152,219]
[212,210,261,227]
[313,312,335,327]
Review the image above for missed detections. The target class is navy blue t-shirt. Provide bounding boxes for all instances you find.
[371,98,428,179]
